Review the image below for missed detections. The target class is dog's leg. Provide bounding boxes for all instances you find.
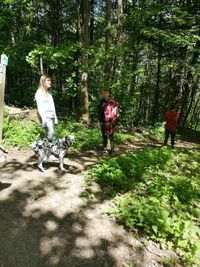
[59,152,66,171]
[38,155,46,172]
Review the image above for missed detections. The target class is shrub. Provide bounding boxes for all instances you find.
[88,147,200,266]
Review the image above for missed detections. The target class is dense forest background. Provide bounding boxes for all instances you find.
[1,0,200,127]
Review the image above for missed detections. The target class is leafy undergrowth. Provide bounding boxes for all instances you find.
[2,117,44,147]
[1,116,134,149]
[88,147,200,266]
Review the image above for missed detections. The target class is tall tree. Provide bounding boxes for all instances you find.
[77,0,90,124]
[1,0,200,129]
[104,0,112,82]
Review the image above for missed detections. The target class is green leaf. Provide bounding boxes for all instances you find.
[152,225,158,234]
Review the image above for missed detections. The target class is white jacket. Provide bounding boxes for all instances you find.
[35,89,58,127]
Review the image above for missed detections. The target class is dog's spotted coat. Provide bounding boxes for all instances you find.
[31,135,74,172]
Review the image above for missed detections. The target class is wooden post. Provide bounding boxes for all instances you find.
[0,54,8,140]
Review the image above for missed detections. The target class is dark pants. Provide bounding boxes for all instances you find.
[164,130,175,147]
[101,125,115,150]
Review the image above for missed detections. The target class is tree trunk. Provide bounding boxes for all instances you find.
[190,96,200,128]
[104,0,112,81]
[179,79,190,127]
[111,0,123,82]
[90,0,94,44]
[182,79,198,126]
[152,38,161,125]
[117,0,123,44]
[40,55,44,75]
[77,0,90,124]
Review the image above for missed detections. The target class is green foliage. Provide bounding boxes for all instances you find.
[1,0,200,127]
[26,43,80,70]
[55,120,102,150]
[88,148,200,266]
[89,148,171,190]
[56,121,133,150]
[2,116,133,150]
[115,132,134,144]
[3,116,44,147]
[2,116,100,149]
[1,117,102,149]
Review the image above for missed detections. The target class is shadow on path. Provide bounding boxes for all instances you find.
[0,151,148,267]
[0,182,11,191]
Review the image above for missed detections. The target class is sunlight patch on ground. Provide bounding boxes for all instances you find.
[44,220,58,232]
[71,247,95,259]
[22,173,86,219]
[40,236,67,255]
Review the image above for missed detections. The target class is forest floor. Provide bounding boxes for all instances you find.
[0,137,199,267]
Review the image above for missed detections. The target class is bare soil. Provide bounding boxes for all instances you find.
[0,139,197,267]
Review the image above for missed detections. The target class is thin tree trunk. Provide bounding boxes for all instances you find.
[77,0,90,124]
[90,0,94,45]
[40,56,44,75]
[111,0,123,82]
[152,38,161,125]
[117,0,123,44]
[104,0,112,81]
[182,80,198,126]
[190,96,200,127]
[179,80,190,127]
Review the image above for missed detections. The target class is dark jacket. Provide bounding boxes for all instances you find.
[98,98,111,122]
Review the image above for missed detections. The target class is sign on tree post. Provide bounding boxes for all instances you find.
[0,54,8,140]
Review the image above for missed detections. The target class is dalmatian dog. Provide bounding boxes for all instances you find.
[31,135,74,172]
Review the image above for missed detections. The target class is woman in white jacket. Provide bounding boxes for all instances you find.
[35,74,58,140]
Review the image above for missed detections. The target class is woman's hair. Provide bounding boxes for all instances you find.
[37,74,51,92]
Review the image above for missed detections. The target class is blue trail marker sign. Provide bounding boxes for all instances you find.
[1,54,8,66]
[0,54,8,140]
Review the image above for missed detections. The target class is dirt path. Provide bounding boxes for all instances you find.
[0,139,197,267]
